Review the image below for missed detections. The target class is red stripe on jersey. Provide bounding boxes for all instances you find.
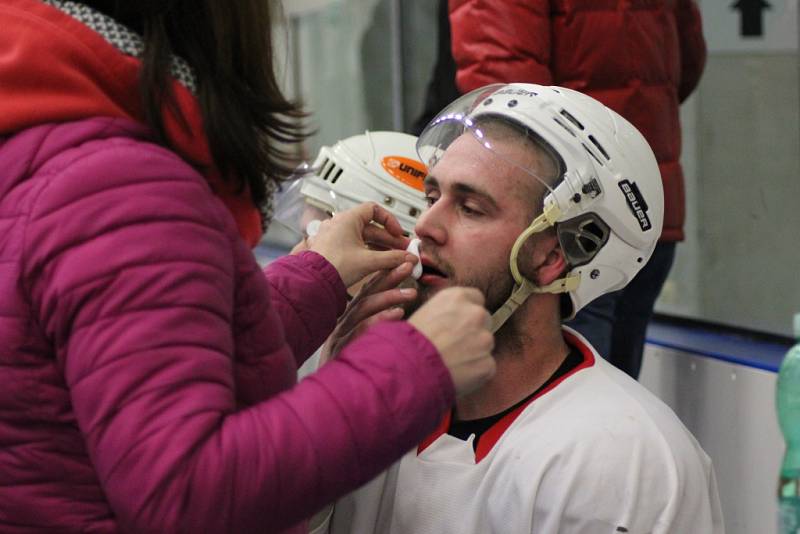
[418,410,452,455]
[474,331,595,462]
[417,330,596,461]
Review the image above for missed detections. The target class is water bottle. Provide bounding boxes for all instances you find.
[777,313,800,533]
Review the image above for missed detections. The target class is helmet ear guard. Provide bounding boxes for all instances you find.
[557,213,610,268]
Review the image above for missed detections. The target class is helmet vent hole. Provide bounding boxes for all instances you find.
[508,99,518,108]
[317,157,330,179]
[582,144,604,166]
[331,167,344,184]
[553,117,576,137]
[579,235,598,253]
[321,160,336,181]
[588,135,610,160]
[560,109,584,130]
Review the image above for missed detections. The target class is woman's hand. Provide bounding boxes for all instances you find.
[307,202,414,287]
[320,261,418,363]
[408,287,496,397]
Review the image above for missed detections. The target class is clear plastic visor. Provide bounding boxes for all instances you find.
[271,172,338,242]
[416,94,564,202]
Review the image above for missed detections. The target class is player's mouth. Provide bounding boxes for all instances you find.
[419,257,449,287]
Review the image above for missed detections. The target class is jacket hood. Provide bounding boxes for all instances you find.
[0,0,263,246]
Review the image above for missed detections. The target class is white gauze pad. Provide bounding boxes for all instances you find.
[406,238,422,279]
[305,219,321,237]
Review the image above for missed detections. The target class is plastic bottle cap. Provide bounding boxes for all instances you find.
[794,313,800,339]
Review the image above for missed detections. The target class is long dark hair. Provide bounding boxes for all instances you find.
[82,0,307,220]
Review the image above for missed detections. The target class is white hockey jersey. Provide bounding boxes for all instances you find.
[328,327,724,534]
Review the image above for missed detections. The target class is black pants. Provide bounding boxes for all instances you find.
[565,241,677,379]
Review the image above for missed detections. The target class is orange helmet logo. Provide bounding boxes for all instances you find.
[381,156,427,191]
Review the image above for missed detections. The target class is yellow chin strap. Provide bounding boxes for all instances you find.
[489,202,581,333]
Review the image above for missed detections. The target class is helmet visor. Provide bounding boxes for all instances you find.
[271,175,335,242]
[417,86,564,201]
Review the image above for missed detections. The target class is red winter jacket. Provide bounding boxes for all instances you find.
[450,0,706,242]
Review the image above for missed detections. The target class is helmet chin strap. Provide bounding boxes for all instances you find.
[489,203,580,333]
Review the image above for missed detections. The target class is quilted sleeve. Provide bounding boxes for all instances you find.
[263,251,348,366]
[22,137,454,533]
[450,0,553,93]
[675,0,707,102]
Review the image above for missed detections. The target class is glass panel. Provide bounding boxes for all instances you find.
[276,0,437,154]
[656,1,800,337]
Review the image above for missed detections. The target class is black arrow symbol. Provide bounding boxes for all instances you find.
[732,0,772,37]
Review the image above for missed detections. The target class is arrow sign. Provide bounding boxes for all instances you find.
[731,0,772,37]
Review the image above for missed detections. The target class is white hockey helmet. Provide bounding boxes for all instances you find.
[272,130,428,242]
[417,83,663,330]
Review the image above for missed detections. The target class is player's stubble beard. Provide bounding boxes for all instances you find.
[400,251,535,356]
[400,263,516,320]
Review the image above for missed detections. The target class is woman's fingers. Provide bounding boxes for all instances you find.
[355,203,405,238]
[336,263,417,342]
[358,249,416,276]
[322,296,409,362]
[339,286,417,333]
[307,202,415,287]
[290,239,309,255]
[351,287,416,325]
[363,223,409,251]
[354,262,414,299]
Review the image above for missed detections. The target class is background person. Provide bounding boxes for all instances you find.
[0,2,496,532]
[437,0,708,378]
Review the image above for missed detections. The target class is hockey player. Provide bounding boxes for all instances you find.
[327,84,724,534]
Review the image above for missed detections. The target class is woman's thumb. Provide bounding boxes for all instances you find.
[363,249,417,274]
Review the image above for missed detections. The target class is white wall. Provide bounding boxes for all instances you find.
[640,345,784,534]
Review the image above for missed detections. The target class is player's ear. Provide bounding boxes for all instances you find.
[535,243,567,286]
[526,231,566,286]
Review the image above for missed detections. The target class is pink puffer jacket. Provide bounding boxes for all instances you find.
[0,2,454,532]
[0,115,454,534]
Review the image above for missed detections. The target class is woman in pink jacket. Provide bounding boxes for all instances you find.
[0,1,495,532]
